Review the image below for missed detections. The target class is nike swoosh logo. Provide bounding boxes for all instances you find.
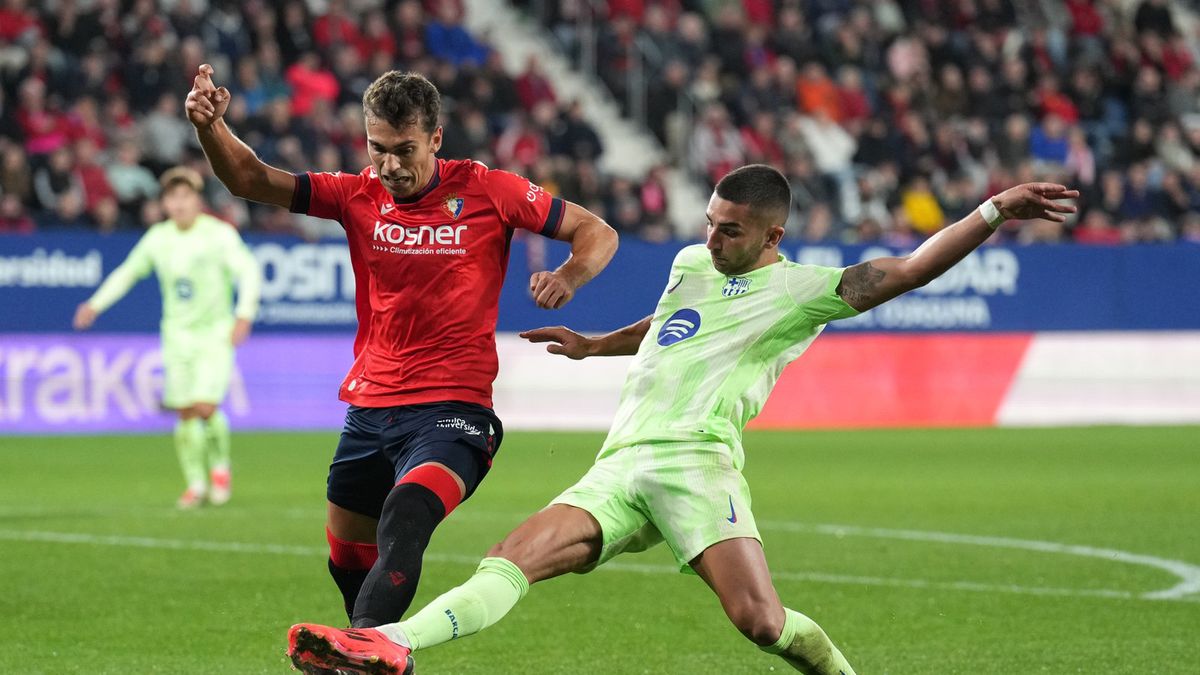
[726,495,737,524]
[667,275,684,294]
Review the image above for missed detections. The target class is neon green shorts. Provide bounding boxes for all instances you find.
[160,332,234,409]
[550,442,761,573]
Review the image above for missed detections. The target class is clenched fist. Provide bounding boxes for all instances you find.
[529,270,577,309]
[185,64,231,129]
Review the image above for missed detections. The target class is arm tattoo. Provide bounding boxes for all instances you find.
[837,262,886,306]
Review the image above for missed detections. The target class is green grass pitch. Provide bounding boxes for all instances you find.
[2,427,1198,674]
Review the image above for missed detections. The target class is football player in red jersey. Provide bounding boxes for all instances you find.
[186,65,618,633]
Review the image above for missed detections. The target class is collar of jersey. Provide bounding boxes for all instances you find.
[391,158,443,205]
[725,253,786,278]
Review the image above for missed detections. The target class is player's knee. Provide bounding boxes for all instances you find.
[726,600,785,646]
[375,483,445,545]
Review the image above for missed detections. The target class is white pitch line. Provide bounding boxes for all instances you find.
[2,528,1198,604]
[3,504,1200,601]
[758,521,1200,601]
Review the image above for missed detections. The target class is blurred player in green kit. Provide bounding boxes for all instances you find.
[74,167,263,509]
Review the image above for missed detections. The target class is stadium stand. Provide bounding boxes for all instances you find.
[2,0,1200,244]
[0,0,672,240]
[522,0,1200,244]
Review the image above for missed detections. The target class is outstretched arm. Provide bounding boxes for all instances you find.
[528,201,618,309]
[73,235,156,330]
[837,183,1078,312]
[186,64,295,209]
[520,315,652,359]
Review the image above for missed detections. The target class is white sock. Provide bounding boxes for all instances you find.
[374,624,411,649]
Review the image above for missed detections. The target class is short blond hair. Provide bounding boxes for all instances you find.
[159,166,205,194]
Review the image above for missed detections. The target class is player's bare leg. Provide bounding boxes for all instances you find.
[379,503,602,646]
[174,406,207,508]
[289,505,603,672]
[486,503,605,582]
[690,537,856,675]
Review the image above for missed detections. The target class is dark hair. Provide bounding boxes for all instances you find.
[362,71,441,134]
[714,164,792,225]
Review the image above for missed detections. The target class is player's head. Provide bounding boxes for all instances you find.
[705,164,791,275]
[159,166,205,228]
[362,71,444,200]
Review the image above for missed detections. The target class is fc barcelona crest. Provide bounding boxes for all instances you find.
[722,277,751,297]
[443,194,464,219]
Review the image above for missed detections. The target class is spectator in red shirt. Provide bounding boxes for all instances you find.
[0,0,42,42]
[740,111,786,166]
[285,52,339,117]
[639,163,670,234]
[515,56,557,112]
[1065,0,1104,37]
[0,194,34,233]
[65,97,108,150]
[837,66,872,128]
[1074,209,1124,244]
[1036,74,1080,124]
[15,78,68,157]
[73,138,120,232]
[741,0,773,27]
[357,9,396,63]
[313,0,362,54]
[495,111,547,169]
[607,0,645,23]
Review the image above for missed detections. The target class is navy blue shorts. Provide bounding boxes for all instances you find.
[326,401,503,519]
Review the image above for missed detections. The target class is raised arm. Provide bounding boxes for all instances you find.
[186,64,295,209]
[836,183,1079,312]
[520,315,653,359]
[528,201,618,309]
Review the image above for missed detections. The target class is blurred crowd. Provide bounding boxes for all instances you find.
[5,1,1200,245]
[529,0,1200,244]
[0,0,673,240]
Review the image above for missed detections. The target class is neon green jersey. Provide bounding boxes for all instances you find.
[599,244,858,467]
[87,214,261,339]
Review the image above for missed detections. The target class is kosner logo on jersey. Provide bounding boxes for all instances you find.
[373,221,467,246]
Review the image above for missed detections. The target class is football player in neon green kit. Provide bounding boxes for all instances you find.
[74,167,262,509]
[287,165,1078,675]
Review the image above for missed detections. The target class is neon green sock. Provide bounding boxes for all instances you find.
[174,418,207,492]
[760,608,856,675]
[204,410,231,473]
[378,557,530,650]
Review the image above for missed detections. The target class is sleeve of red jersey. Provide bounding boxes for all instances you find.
[480,166,566,238]
[289,170,365,222]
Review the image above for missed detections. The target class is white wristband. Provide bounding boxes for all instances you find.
[978,198,1005,230]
